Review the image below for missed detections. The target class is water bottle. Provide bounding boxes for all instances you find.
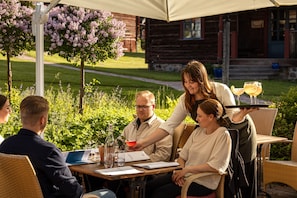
[104,124,115,168]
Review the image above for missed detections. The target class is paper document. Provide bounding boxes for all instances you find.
[95,166,144,176]
[124,151,150,162]
[133,161,180,169]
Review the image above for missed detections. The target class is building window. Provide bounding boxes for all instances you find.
[182,18,202,39]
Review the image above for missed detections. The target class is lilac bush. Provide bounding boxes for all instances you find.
[0,0,33,93]
[44,6,126,63]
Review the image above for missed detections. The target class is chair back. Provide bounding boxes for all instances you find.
[249,108,278,136]
[171,123,186,161]
[0,153,44,198]
[178,123,196,148]
[291,122,297,162]
[249,108,278,157]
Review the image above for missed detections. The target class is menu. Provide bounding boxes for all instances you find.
[132,161,180,169]
[95,166,144,176]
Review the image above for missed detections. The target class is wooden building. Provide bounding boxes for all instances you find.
[144,6,297,80]
[112,13,144,53]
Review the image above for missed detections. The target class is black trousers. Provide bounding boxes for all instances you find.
[145,173,214,198]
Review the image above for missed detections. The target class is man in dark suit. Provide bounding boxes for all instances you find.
[0,95,115,198]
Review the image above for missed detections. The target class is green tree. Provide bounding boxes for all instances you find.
[0,0,33,97]
[44,5,126,113]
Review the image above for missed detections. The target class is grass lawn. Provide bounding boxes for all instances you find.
[0,51,296,102]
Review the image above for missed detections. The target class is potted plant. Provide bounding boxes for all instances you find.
[213,64,222,78]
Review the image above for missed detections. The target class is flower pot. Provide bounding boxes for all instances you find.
[213,68,222,78]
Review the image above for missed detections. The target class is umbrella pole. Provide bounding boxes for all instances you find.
[32,0,61,96]
[222,15,230,85]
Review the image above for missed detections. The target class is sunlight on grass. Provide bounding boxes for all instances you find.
[25,51,148,69]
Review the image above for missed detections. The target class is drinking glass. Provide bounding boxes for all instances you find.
[253,82,262,104]
[125,132,136,149]
[231,85,245,105]
[115,149,125,167]
[104,152,114,168]
[244,81,258,104]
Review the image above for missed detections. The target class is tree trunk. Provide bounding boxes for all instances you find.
[79,59,85,114]
[6,53,12,100]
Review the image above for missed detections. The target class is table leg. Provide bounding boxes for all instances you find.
[129,176,146,198]
[257,144,271,197]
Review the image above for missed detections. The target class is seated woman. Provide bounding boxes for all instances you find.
[146,99,232,198]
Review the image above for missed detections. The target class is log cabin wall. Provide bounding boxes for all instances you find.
[145,16,221,72]
[112,13,137,52]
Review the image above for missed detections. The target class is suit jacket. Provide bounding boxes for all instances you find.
[0,129,83,198]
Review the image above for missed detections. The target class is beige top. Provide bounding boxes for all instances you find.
[179,126,231,190]
[123,114,172,162]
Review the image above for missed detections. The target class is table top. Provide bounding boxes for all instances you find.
[256,134,288,145]
[69,160,181,181]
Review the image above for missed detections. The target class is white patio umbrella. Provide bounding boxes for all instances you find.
[21,0,297,95]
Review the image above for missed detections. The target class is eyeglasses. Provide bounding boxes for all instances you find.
[135,105,152,110]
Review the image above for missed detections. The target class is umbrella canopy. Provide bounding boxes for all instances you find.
[24,0,297,22]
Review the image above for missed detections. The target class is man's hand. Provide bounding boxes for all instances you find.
[132,140,144,151]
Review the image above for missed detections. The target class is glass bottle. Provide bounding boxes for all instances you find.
[104,124,115,168]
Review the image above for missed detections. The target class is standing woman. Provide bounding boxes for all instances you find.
[135,60,258,198]
[0,94,11,143]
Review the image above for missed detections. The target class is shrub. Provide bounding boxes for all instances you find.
[271,86,297,160]
[0,83,179,151]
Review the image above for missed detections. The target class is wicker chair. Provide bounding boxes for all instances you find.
[0,153,44,198]
[263,122,297,192]
[0,153,99,198]
[249,108,278,158]
[176,173,225,198]
[171,123,196,161]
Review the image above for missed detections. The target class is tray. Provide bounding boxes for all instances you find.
[225,104,269,109]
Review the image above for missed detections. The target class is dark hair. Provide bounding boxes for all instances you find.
[0,95,8,110]
[181,60,217,112]
[20,96,49,124]
[199,99,228,127]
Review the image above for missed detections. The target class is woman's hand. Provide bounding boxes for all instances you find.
[232,107,259,122]
[172,169,187,186]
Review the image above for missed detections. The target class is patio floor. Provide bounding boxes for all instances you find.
[259,183,297,198]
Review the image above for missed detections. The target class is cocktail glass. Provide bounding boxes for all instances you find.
[253,81,262,104]
[231,85,245,105]
[244,81,258,104]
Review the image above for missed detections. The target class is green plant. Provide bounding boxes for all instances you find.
[271,86,297,160]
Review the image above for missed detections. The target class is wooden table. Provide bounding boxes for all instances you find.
[69,161,181,198]
[256,134,288,196]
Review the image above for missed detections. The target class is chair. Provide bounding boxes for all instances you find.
[170,123,196,162]
[249,108,278,158]
[178,123,196,148]
[0,153,44,198]
[171,123,187,161]
[263,122,297,192]
[176,173,225,198]
[0,153,99,198]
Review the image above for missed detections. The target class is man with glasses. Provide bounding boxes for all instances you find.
[123,90,172,162]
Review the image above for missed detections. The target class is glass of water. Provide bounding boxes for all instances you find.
[115,149,125,167]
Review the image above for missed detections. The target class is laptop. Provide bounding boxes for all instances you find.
[64,150,93,166]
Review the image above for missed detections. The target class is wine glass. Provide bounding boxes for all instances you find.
[125,132,136,149]
[244,81,258,104]
[231,85,245,105]
[252,82,262,104]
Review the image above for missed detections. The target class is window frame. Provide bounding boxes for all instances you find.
[181,18,204,40]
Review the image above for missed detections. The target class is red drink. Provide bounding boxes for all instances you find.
[126,140,136,147]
